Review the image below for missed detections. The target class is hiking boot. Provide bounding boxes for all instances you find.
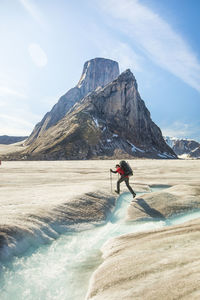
[133,192,136,198]
[115,190,120,194]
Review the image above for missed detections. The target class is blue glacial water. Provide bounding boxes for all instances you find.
[0,187,200,300]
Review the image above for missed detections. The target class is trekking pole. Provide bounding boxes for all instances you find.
[110,170,113,193]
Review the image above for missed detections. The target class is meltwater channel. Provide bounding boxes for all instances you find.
[1,187,200,300]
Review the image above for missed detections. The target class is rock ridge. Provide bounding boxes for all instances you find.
[20,68,176,160]
[165,136,200,158]
[25,58,119,145]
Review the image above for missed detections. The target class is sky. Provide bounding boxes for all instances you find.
[0,0,200,141]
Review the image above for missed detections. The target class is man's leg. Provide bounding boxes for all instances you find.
[116,176,126,194]
[124,177,136,197]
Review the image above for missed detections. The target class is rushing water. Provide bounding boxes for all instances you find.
[1,187,200,300]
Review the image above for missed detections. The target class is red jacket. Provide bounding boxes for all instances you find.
[116,167,128,177]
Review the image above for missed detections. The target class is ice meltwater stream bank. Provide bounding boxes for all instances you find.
[1,186,200,300]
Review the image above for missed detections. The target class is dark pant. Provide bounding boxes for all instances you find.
[117,176,135,195]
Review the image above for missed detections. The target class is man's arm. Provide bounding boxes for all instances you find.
[110,169,117,173]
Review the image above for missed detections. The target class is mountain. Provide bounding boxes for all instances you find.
[164,136,177,148]
[26,58,119,145]
[165,136,200,158]
[0,135,27,145]
[20,65,176,160]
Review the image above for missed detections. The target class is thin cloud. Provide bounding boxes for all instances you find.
[0,112,42,136]
[0,113,33,127]
[0,114,33,136]
[98,0,200,92]
[0,86,27,99]
[162,121,200,141]
[100,42,143,72]
[0,73,28,99]
[28,43,48,67]
[83,20,144,72]
[19,0,45,27]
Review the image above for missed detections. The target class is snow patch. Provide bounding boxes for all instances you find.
[163,152,173,158]
[95,86,102,92]
[127,140,145,153]
[157,153,167,158]
[178,154,190,159]
[191,147,199,153]
[93,117,99,128]
[157,152,175,158]
[164,136,178,148]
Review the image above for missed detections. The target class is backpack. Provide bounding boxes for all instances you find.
[120,160,133,176]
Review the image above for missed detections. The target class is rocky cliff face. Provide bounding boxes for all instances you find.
[77,58,120,95]
[173,139,200,158]
[25,58,119,145]
[165,137,200,158]
[21,67,176,160]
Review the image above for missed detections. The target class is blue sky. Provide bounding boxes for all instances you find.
[0,0,200,141]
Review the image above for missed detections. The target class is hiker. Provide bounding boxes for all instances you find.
[110,163,136,198]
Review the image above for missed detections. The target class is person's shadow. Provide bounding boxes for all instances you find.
[133,197,166,220]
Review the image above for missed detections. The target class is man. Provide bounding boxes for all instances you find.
[110,164,136,198]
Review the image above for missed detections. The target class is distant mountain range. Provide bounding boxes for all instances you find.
[1,58,177,160]
[0,135,27,145]
[165,136,200,158]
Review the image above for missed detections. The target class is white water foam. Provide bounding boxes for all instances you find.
[0,188,200,300]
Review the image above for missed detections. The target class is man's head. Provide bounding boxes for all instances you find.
[115,164,120,168]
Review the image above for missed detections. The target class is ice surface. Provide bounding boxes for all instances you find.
[0,160,200,299]
[1,186,200,300]
[0,190,166,300]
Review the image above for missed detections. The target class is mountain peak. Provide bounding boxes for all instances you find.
[77,57,119,94]
[116,68,138,90]
[23,61,176,160]
[24,58,176,160]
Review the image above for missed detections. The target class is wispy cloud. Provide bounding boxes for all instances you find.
[28,43,48,67]
[100,41,143,72]
[0,74,27,99]
[0,111,41,136]
[19,0,45,27]
[0,113,34,128]
[98,0,200,92]
[0,86,27,98]
[0,71,28,97]
[0,73,41,135]
[162,121,200,141]
[83,20,144,72]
